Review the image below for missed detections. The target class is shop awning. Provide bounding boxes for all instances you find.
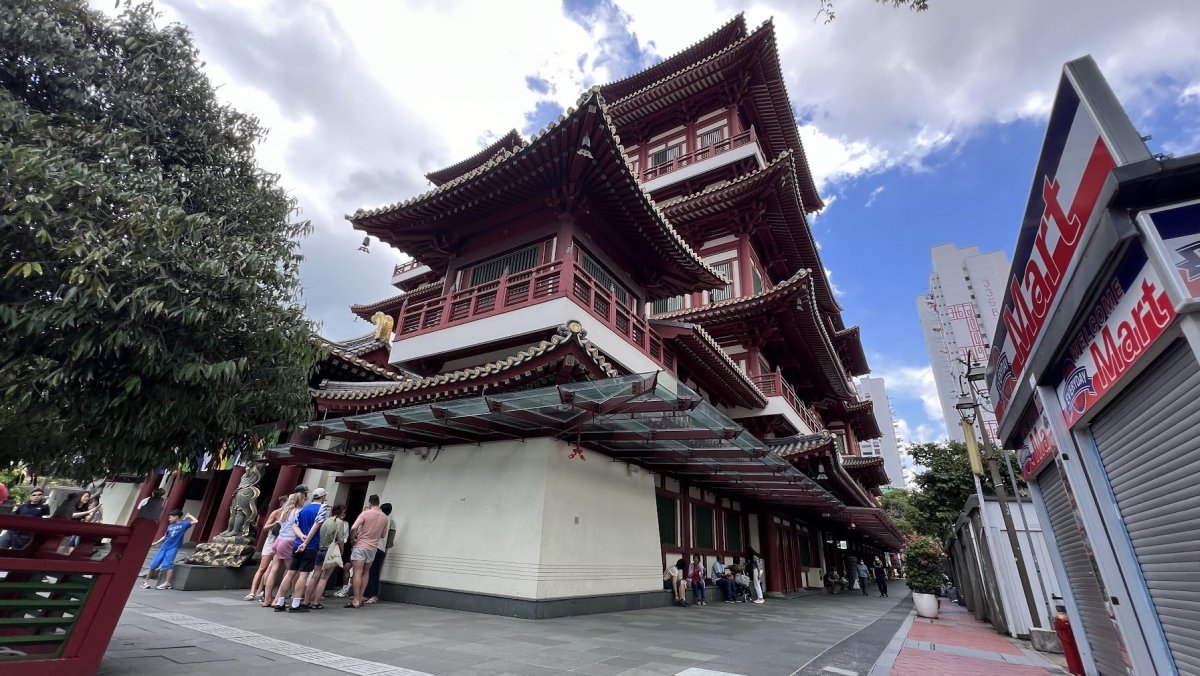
[286,372,846,513]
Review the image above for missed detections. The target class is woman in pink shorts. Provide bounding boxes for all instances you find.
[259,492,304,608]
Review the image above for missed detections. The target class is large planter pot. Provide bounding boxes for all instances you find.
[913,592,939,619]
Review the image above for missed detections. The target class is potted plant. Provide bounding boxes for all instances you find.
[904,535,945,618]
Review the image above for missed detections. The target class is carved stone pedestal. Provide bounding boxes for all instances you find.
[184,536,256,567]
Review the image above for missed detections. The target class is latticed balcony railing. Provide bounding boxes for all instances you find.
[392,260,424,277]
[394,259,675,370]
[754,371,825,432]
[639,127,757,183]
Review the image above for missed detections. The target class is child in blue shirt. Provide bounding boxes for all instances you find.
[141,509,197,590]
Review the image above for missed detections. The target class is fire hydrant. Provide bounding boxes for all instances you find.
[1053,609,1085,675]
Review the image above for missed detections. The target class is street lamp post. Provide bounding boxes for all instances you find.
[956,370,1043,631]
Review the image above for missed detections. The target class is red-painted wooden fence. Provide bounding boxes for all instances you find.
[0,515,157,675]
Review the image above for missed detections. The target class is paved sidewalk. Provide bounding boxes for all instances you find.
[870,600,1065,675]
[101,583,909,675]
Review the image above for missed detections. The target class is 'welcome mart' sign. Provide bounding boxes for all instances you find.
[1051,245,1175,427]
[987,57,1150,427]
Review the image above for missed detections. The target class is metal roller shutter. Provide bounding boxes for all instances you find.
[1090,339,1200,675]
[1039,463,1128,674]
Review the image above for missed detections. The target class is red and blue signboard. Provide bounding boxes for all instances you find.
[1142,200,1200,302]
[1016,397,1059,479]
[1050,244,1175,426]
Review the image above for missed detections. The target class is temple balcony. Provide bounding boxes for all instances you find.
[390,259,676,374]
[638,127,765,194]
[392,259,433,289]
[726,370,825,436]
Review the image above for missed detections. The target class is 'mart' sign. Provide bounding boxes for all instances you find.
[1050,246,1175,426]
[987,58,1149,426]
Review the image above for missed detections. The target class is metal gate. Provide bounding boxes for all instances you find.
[1038,462,1128,674]
[1090,339,1200,675]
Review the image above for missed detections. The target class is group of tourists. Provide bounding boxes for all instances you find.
[823,557,889,597]
[664,549,766,607]
[135,484,398,609]
[235,486,395,611]
[0,486,105,554]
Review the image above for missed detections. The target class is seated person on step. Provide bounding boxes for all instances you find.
[663,557,688,606]
[824,569,843,594]
[711,558,736,603]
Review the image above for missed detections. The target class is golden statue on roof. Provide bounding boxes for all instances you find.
[370,311,394,341]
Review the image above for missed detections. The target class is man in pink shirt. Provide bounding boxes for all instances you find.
[346,494,388,608]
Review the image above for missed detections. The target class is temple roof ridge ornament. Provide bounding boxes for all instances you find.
[348,89,727,297]
[311,321,619,409]
[601,19,822,212]
[315,334,411,382]
[663,150,841,316]
[424,129,527,187]
[650,267,812,321]
[350,278,445,320]
[649,318,767,409]
[598,13,747,102]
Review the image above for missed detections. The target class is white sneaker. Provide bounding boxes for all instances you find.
[157,582,173,590]
[753,598,765,604]
[243,592,257,601]
[333,586,349,598]
[141,580,152,589]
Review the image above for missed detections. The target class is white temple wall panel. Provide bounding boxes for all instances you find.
[375,438,662,601]
[378,440,551,599]
[536,444,662,598]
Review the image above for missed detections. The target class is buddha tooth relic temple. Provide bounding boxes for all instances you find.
[123,15,901,617]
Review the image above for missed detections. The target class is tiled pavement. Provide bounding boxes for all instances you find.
[871,599,1067,676]
[101,583,912,676]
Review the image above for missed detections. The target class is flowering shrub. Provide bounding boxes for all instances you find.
[904,535,945,595]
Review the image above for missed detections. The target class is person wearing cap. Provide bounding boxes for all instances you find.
[271,485,328,613]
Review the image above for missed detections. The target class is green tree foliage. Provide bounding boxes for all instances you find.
[0,1,321,479]
[908,441,978,541]
[880,487,932,539]
[908,440,1028,541]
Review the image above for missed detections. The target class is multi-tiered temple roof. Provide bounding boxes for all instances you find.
[295,16,897,554]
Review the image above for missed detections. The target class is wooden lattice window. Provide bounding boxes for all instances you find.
[699,127,725,147]
[711,262,733,301]
[650,144,681,167]
[652,296,684,314]
[461,241,548,288]
[656,494,678,546]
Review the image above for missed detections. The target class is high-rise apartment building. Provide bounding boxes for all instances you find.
[856,376,906,488]
[916,243,1010,442]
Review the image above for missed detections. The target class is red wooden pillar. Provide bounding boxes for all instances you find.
[126,472,160,525]
[761,511,783,593]
[190,471,224,542]
[255,464,301,550]
[154,471,190,539]
[203,465,245,541]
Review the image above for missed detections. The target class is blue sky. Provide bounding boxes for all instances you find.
[151,0,1200,458]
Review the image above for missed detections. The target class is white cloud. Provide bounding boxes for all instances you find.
[864,186,885,208]
[823,266,844,298]
[621,0,1200,188]
[874,364,943,424]
[114,0,1200,339]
